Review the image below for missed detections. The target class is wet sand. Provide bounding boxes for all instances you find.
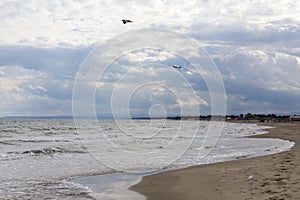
[130,122,300,200]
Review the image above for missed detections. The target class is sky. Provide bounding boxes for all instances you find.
[1,0,300,117]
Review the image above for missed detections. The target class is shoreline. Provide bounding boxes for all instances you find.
[130,121,300,200]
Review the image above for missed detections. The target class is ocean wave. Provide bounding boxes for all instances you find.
[0,179,93,200]
[4,139,72,143]
[0,146,87,161]
[0,141,14,145]
[22,146,87,155]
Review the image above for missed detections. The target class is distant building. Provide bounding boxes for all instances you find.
[290,115,300,121]
[245,113,255,120]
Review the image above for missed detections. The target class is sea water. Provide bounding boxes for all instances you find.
[0,119,294,199]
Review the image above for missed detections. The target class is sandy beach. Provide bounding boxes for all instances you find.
[130,122,300,200]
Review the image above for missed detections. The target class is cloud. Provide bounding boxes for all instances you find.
[218,48,300,92]
[1,0,297,48]
[0,45,91,116]
[2,43,299,116]
[0,65,72,116]
[94,61,209,117]
[1,0,300,116]
[125,49,175,63]
[0,0,197,47]
[213,47,300,114]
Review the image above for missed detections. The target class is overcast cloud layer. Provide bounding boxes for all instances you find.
[1,0,300,117]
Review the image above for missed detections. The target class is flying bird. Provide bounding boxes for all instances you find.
[172,65,182,69]
[121,19,133,24]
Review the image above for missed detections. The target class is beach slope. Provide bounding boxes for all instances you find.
[130,122,300,200]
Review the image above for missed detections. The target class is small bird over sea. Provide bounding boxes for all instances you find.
[121,19,133,24]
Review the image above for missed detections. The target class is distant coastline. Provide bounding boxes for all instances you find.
[1,113,299,122]
[133,113,299,122]
[0,115,74,119]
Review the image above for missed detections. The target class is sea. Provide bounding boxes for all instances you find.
[0,118,294,199]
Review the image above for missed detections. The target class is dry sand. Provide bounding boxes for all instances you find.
[130,122,300,200]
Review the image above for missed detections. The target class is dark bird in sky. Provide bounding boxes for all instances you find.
[172,65,182,69]
[121,19,133,24]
